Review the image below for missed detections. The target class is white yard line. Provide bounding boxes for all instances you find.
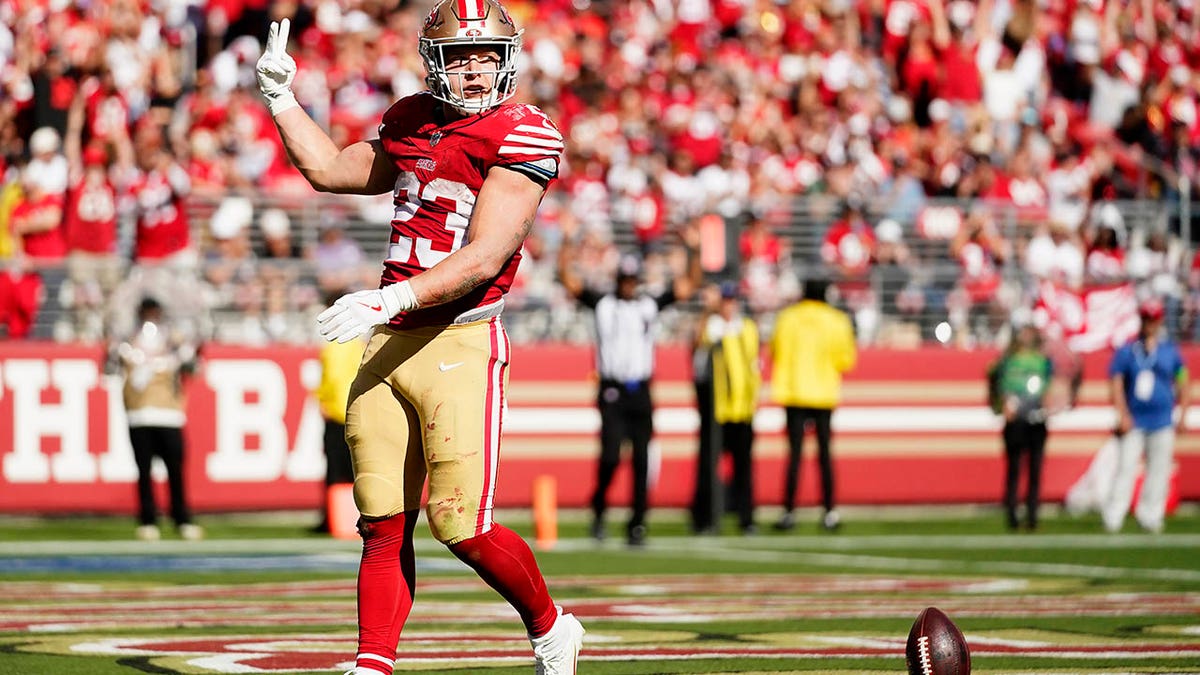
[631,541,1200,583]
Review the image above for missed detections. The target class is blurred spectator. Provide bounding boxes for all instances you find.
[874,218,925,343]
[697,147,752,218]
[312,217,366,295]
[0,163,20,259]
[1127,229,1183,335]
[10,168,66,264]
[738,213,789,315]
[618,173,667,254]
[821,199,878,341]
[257,207,302,259]
[1045,147,1094,230]
[25,127,68,195]
[204,195,267,342]
[0,255,43,339]
[62,146,122,341]
[128,123,192,265]
[1025,220,1083,287]
[948,206,1010,344]
[1085,204,1127,286]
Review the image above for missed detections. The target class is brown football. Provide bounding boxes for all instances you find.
[905,606,971,675]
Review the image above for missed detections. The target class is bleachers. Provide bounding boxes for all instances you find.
[20,193,1198,346]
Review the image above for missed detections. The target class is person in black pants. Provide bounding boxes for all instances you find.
[770,279,857,532]
[559,222,701,546]
[781,406,834,526]
[690,284,720,534]
[110,297,202,541]
[594,377,654,544]
[987,320,1062,530]
[691,281,760,534]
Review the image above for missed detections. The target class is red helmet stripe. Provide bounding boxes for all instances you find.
[456,0,486,21]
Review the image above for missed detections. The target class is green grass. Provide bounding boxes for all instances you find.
[1,506,1198,674]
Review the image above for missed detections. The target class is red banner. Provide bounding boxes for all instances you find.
[0,342,1197,514]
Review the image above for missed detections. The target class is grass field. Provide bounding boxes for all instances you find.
[1,505,1199,674]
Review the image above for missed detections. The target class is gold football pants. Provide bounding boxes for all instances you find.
[345,317,509,545]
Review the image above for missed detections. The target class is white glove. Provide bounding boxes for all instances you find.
[317,281,420,343]
[256,19,299,116]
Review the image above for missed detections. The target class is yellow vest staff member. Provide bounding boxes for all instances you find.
[769,278,856,532]
[312,307,366,534]
[693,281,761,534]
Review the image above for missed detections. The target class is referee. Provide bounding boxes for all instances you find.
[558,228,701,546]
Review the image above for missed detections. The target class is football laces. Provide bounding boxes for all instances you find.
[917,635,933,675]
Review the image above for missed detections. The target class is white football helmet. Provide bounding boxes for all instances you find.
[418,0,522,113]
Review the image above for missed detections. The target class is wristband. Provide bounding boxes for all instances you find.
[381,280,420,316]
[265,90,299,117]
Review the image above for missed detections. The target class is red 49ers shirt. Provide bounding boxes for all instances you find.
[129,164,191,261]
[11,193,67,260]
[376,92,563,329]
[63,173,119,254]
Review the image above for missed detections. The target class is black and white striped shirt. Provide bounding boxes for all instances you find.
[581,288,677,383]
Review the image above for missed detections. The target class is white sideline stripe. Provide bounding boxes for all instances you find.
[547,532,1200,552]
[513,124,562,138]
[498,145,562,156]
[501,134,564,148]
[655,544,1200,583]
[746,532,1200,550]
[502,405,1200,434]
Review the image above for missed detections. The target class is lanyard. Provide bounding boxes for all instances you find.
[1132,340,1157,372]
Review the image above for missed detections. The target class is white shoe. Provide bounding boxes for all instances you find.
[531,607,584,675]
[135,524,161,541]
[179,523,204,541]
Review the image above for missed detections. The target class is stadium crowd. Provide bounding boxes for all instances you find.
[0,0,1198,347]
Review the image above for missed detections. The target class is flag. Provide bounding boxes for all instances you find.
[1032,281,1139,353]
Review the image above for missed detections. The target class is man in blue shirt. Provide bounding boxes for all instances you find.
[1104,299,1190,533]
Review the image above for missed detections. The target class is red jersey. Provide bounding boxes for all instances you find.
[0,269,43,339]
[629,191,665,245]
[129,165,191,260]
[376,93,563,329]
[821,219,876,277]
[84,86,129,144]
[11,193,66,260]
[63,173,118,254]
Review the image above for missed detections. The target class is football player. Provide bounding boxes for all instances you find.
[255,3,584,674]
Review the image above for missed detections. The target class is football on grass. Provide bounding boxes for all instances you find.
[905,606,971,675]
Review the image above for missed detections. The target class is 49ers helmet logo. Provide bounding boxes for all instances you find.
[422,7,444,33]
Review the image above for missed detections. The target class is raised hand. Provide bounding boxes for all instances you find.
[256,19,298,116]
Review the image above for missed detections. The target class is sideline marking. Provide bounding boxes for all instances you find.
[647,543,1200,583]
